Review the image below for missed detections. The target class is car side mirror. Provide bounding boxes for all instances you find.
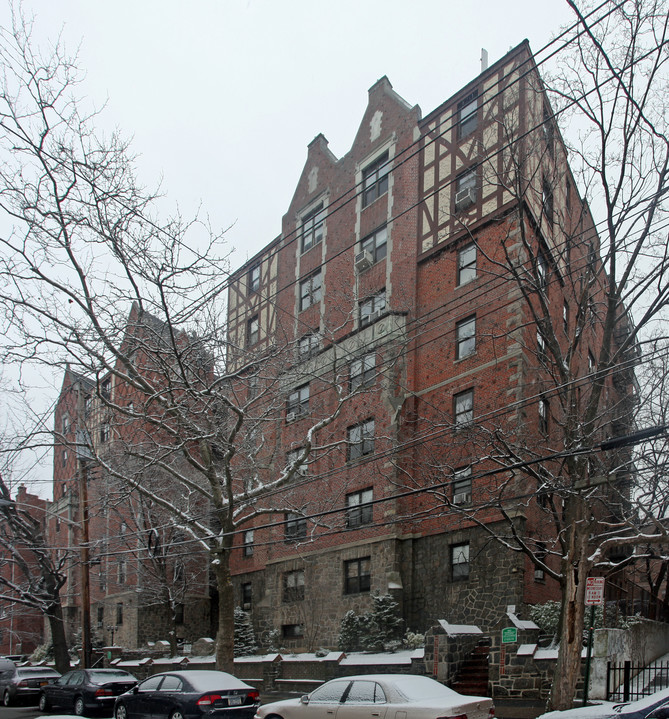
[300,695,309,705]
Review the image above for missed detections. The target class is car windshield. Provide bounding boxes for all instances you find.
[391,676,461,701]
[88,671,132,682]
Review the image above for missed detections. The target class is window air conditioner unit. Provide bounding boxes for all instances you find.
[355,250,373,272]
[453,492,471,505]
[286,411,296,423]
[455,187,476,211]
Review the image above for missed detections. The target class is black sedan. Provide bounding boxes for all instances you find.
[113,670,259,719]
[0,665,60,706]
[38,668,138,716]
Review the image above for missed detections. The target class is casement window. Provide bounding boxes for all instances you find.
[286,448,308,477]
[455,167,477,211]
[453,467,472,505]
[242,529,254,557]
[563,301,569,333]
[348,419,375,461]
[282,623,305,638]
[285,512,307,542]
[300,271,322,311]
[248,264,260,294]
[101,378,111,400]
[456,316,476,360]
[247,315,259,346]
[458,90,478,138]
[543,104,555,157]
[542,177,554,225]
[539,397,549,435]
[362,152,390,208]
[537,252,548,289]
[62,414,70,436]
[298,333,319,359]
[283,569,305,602]
[241,582,252,610]
[537,330,546,361]
[286,383,309,420]
[350,352,376,392]
[100,423,110,444]
[454,389,474,427]
[344,556,371,594]
[451,543,470,580]
[360,225,388,264]
[359,290,386,327]
[457,244,477,286]
[301,204,324,253]
[117,559,127,584]
[346,488,373,528]
[116,602,123,625]
[62,449,68,467]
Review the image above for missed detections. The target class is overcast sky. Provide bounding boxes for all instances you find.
[0,0,577,496]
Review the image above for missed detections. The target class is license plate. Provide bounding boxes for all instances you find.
[228,696,242,706]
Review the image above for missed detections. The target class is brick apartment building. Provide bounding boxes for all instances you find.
[224,40,634,649]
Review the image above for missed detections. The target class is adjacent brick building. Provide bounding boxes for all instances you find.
[225,41,634,649]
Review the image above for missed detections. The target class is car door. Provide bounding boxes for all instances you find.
[129,675,165,719]
[49,671,76,708]
[335,680,388,719]
[303,680,351,719]
[66,671,86,709]
[147,674,184,719]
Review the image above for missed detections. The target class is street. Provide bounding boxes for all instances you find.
[0,707,44,719]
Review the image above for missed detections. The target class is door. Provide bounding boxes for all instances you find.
[335,680,388,719]
[302,680,351,719]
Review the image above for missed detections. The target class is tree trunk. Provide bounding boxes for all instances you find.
[46,602,70,674]
[213,551,235,672]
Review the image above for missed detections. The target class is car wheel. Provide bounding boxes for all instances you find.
[74,696,87,716]
[115,703,128,719]
[3,690,11,707]
[38,693,50,712]
[170,710,184,719]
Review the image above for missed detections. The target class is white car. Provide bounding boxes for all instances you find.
[254,674,494,719]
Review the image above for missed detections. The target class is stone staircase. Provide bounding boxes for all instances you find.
[451,641,491,697]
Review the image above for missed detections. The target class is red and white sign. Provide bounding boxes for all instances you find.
[585,577,605,605]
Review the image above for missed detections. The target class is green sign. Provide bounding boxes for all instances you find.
[502,627,518,644]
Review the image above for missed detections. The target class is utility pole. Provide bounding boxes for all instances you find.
[76,382,92,669]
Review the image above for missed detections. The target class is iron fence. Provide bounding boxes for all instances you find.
[607,660,669,702]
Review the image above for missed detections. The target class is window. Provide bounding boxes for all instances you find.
[537,329,546,361]
[62,415,70,436]
[116,602,123,625]
[542,177,554,225]
[298,333,319,359]
[310,681,350,703]
[455,167,477,210]
[456,316,476,359]
[301,204,324,253]
[458,90,478,138]
[242,530,254,557]
[174,603,184,625]
[350,352,376,391]
[359,290,386,327]
[362,152,390,208]
[247,315,259,346]
[346,681,387,704]
[287,383,309,420]
[97,606,104,629]
[117,559,127,584]
[535,542,548,582]
[344,556,371,594]
[543,104,555,157]
[286,448,308,477]
[283,569,305,602]
[457,244,477,286]
[360,226,388,264]
[84,395,93,415]
[62,449,68,467]
[282,623,305,639]
[101,378,111,400]
[537,252,548,289]
[241,582,252,610]
[451,543,470,580]
[348,419,375,461]
[300,271,322,311]
[588,351,596,373]
[453,466,472,505]
[346,488,373,527]
[563,301,569,333]
[100,423,110,444]
[285,512,307,542]
[248,264,260,294]
[539,397,549,435]
[454,389,474,427]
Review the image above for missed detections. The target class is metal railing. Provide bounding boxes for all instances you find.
[607,660,669,701]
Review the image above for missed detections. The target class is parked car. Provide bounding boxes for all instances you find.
[0,665,60,706]
[38,668,138,716]
[253,674,494,719]
[113,670,260,719]
[539,686,669,719]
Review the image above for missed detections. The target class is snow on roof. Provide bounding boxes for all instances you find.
[340,651,417,666]
[234,653,281,663]
[438,619,483,635]
[517,644,537,656]
[281,652,344,662]
[507,611,539,630]
[534,648,560,660]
